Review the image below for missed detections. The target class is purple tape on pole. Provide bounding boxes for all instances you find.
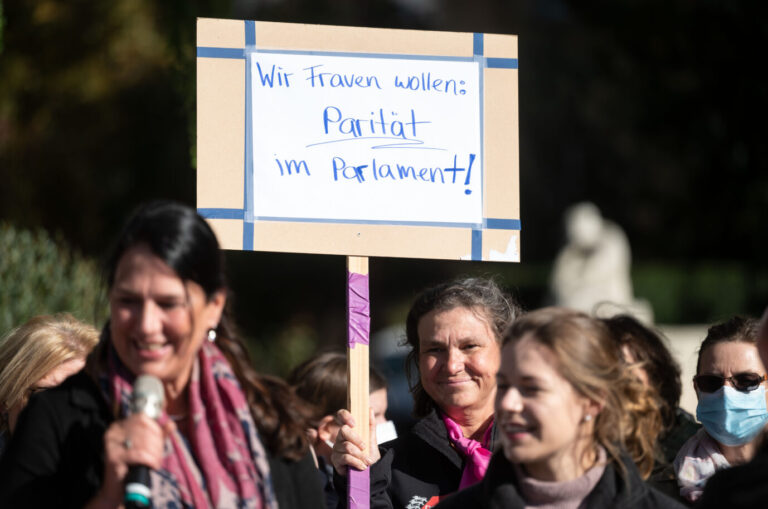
[347,272,370,348]
[349,468,370,509]
[347,270,370,507]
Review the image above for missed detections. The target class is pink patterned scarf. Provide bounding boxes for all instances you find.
[107,342,277,509]
[673,428,730,502]
[441,413,493,490]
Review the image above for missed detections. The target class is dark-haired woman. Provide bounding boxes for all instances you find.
[332,277,520,508]
[695,308,768,509]
[672,316,768,503]
[0,201,323,508]
[437,308,684,509]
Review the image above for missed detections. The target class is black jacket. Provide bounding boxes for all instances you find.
[644,409,700,507]
[435,450,686,509]
[335,408,491,509]
[695,440,768,509]
[0,371,323,509]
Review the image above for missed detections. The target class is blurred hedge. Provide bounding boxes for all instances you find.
[494,260,767,324]
[633,262,767,324]
[243,321,319,377]
[0,222,106,334]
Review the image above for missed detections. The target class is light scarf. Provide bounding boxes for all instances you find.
[513,447,606,509]
[107,341,278,509]
[441,413,493,490]
[673,428,730,502]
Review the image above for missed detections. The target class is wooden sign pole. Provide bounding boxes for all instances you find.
[347,255,370,509]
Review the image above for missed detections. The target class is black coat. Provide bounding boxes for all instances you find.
[435,450,687,509]
[695,440,768,509]
[335,409,492,509]
[0,371,323,509]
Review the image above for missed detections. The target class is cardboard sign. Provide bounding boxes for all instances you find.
[197,19,520,262]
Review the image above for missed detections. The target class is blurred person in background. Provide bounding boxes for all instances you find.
[288,351,393,509]
[437,307,683,508]
[332,277,520,508]
[602,314,700,502]
[673,316,767,503]
[0,201,323,508]
[0,313,99,456]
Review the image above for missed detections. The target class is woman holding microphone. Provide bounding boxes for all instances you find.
[0,201,323,508]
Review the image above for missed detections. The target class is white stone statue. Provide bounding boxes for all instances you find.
[550,202,653,323]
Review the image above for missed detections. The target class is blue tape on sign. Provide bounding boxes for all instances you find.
[245,20,256,47]
[244,63,254,223]
[255,216,483,229]
[198,208,245,220]
[485,218,521,230]
[243,21,257,252]
[479,79,485,214]
[472,230,482,260]
[473,36,485,217]
[197,47,245,59]
[486,58,518,69]
[473,33,484,56]
[195,46,485,65]
[243,221,254,251]
[250,47,474,63]
[244,20,255,232]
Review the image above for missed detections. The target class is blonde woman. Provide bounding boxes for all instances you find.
[0,313,99,449]
[437,307,684,509]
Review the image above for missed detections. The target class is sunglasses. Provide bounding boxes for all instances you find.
[694,373,767,393]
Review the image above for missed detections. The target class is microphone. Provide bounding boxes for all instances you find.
[124,375,164,509]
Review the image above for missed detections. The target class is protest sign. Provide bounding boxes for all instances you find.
[197,19,519,262]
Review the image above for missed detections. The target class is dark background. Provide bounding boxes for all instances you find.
[1,0,766,375]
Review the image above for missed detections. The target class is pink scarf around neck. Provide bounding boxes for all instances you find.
[441,413,493,490]
[108,341,277,509]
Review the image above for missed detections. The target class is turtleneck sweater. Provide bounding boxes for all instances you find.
[513,447,607,509]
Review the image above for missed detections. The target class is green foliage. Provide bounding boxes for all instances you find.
[0,1,194,257]
[0,223,107,334]
[243,323,318,377]
[633,262,765,324]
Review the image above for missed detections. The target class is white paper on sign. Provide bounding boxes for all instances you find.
[249,51,483,226]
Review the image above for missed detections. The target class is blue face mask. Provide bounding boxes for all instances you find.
[696,385,768,446]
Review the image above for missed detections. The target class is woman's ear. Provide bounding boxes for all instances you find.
[584,397,604,421]
[206,290,227,329]
[758,307,768,370]
[317,414,340,443]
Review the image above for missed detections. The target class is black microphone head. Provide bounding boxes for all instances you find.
[131,375,164,419]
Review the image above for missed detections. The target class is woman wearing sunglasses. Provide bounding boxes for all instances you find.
[673,316,768,504]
